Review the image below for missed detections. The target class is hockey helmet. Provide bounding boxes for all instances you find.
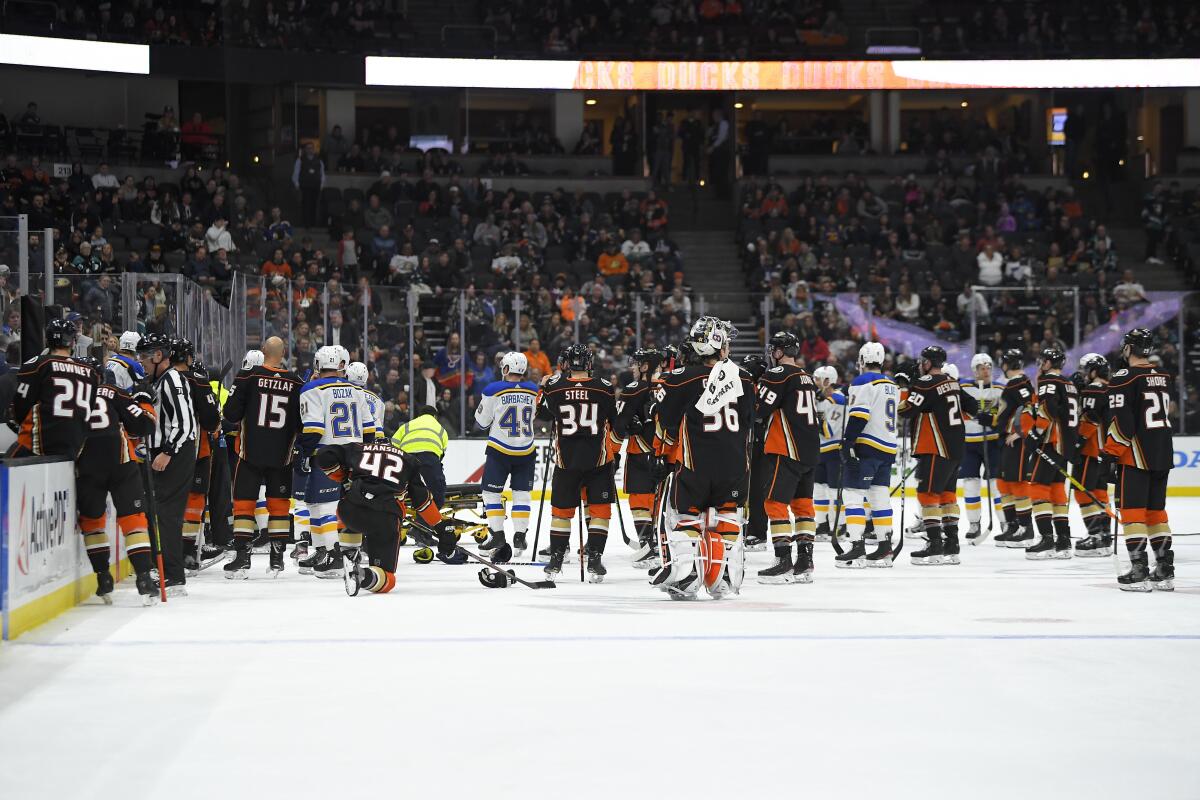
[170,337,194,364]
[768,331,801,358]
[857,341,886,369]
[920,345,947,369]
[346,361,369,387]
[943,363,959,380]
[1078,352,1109,379]
[686,316,731,358]
[74,355,102,371]
[242,349,265,370]
[136,332,172,355]
[118,331,141,352]
[1000,348,1024,371]
[1039,347,1066,369]
[500,351,529,376]
[813,365,839,388]
[45,317,77,350]
[661,344,680,367]
[632,348,664,371]
[314,345,341,371]
[1122,327,1154,358]
[970,352,993,371]
[561,343,593,373]
[333,345,351,370]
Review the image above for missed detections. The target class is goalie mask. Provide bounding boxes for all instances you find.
[686,316,733,359]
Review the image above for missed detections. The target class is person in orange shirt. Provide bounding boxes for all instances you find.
[261,247,292,279]
[523,337,552,380]
[597,242,629,276]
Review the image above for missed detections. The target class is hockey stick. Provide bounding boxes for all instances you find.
[458,547,557,589]
[529,441,553,558]
[977,430,995,545]
[829,387,850,557]
[888,462,918,497]
[611,463,632,549]
[578,497,586,583]
[894,418,907,562]
[139,457,169,603]
[1028,443,1121,525]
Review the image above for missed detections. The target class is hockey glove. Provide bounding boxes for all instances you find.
[610,452,622,474]
[650,456,673,482]
[131,384,154,406]
[1100,455,1118,486]
[841,446,859,472]
[975,410,995,430]
[433,519,466,564]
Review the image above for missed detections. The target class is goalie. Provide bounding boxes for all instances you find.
[315,440,463,595]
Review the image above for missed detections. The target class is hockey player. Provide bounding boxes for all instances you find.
[958,353,1004,543]
[652,317,755,599]
[1022,348,1077,560]
[347,362,386,441]
[176,341,224,573]
[1105,328,1175,591]
[754,332,821,585]
[106,332,145,391]
[473,352,539,562]
[536,344,620,582]
[900,345,976,565]
[837,342,900,567]
[740,353,770,552]
[316,440,461,594]
[1074,353,1115,557]
[615,348,665,568]
[221,337,304,578]
[75,357,159,604]
[242,349,264,372]
[812,365,846,543]
[9,318,98,458]
[296,345,378,577]
[988,349,1037,549]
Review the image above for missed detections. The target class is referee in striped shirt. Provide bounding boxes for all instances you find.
[137,334,198,594]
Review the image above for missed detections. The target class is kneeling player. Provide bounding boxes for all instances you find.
[316,441,459,594]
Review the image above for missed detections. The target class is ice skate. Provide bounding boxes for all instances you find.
[864,536,894,567]
[1025,532,1057,560]
[1074,533,1112,558]
[297,546,326,575]
[835,539,866,569]
[135,572,158,605]
[164,577,188,598]
[1052,529,1073,560]
[791,538,814,583]
[744,533,768,552]
[942,531,961,565]
[251,528,270,554]
[1150,550,1174,592]
[95,570,114,604]
[586,549,607,584]
[814,521,831,544]
[223,547,252,579]
[964,522,983,546]
[906,518,927,541]
[993,523,1019,547]
[544,546,566,580]
[1118,552,1152,593]
[512,531,528,555]
[1008,526,1036,550]
[911,532,944,565]
[756,549,793,584]
[291,540,309,562]
[268,541,285,576]
[313,547,344,579]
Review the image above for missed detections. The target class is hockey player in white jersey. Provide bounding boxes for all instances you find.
[472,352,539,561]
[813,365,846,543]
[106,331,145,390]
[835,342,900,568]
[958,354,1003,544]
[296,346,378,578]
[347,361,386,441]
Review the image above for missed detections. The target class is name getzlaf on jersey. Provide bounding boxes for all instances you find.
[475,379,539,456]
[300,376,377,446]
[224,365,304,465]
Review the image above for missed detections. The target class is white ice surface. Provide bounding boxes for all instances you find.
[1,498,1198,800]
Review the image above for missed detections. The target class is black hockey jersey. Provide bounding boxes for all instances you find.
[223,365,304,467]
[1033,372,1077,455]
[78,382,156,469]
[12,354,100,457]
[537,374,620,471]
[1077,383,1109,459]
[756,364,820,466]
[995,374,1034,437]
[1105,365,1174,470]
[656,362,755,473]
[614,378,661,455]
[315,441,440,524]
[900,372,977,460]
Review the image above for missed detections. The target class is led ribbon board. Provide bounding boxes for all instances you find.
[0,33,149,74]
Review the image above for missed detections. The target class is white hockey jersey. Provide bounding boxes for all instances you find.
[474,379,539,456]
[818,390,847,453]
[960,379,1004,443]
[299,377,377,448]
[106,353,144,391]
[361,388,386,441]
[846,372,899,455]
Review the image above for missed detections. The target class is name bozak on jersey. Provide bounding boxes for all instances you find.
[818,391,847,452]
[848,372,899,454]
[961,379,1004,442]
[475,380,539,455]
[301,377,377,445]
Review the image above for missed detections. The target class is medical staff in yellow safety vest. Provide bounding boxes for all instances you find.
[391,405,449,507]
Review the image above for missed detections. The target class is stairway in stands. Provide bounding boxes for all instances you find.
[672,222,760,359]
